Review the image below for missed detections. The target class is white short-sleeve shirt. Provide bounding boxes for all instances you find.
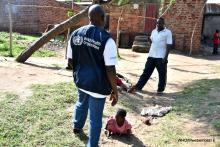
[148,28,172,58]
[67,38,118,98]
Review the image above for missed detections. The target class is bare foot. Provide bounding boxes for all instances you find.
[127,85,136,93]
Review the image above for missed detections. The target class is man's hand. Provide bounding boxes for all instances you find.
[163,44,172,64]
[162,58,168,64]
[106,66,118,106]
[110,91,118,106]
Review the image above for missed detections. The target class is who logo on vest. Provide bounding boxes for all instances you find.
[73,36,83,45]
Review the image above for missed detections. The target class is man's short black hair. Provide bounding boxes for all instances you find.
[216,29,219,33]
[158,17,165,23]
[88,4,105,22]
[116,108,127,118]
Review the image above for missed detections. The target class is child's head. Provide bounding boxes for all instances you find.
[116,109,127,126]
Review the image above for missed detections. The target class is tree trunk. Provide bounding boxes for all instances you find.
[116,8,124,58]
[16,7,89,63]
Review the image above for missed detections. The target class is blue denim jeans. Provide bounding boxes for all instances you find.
[72,89,106,147]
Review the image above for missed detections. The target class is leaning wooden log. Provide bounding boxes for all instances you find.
[16,0,112,63]
[16,8,88,63]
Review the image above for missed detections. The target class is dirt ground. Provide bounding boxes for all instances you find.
[0,49,220,147]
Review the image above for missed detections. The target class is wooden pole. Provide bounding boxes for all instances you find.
[65,28,70,59]
[66,0,74,59]
[8,2,13,57]
[116,8,124,58]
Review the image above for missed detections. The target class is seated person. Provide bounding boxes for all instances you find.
[105,109,132,136]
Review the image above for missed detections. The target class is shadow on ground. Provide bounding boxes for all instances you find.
[108,134,146,147]
[24,62,63,70]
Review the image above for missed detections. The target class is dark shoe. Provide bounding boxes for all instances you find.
[73,128,81,134]
[157,90,164,95]
[127,85,137,93]
[66,65,72,70]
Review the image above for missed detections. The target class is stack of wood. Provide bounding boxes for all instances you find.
[132,35,151,53]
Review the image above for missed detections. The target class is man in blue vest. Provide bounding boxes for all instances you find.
[67,4,118,147]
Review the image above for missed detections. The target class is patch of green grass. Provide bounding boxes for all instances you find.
[33,49,57,57]
[54,35,66,42]
[211,119,220,129]
[172,79,220,144]
[154,113,190,147]
[0,32,56,57]
[0,82,87,146]
[174,79,220,119]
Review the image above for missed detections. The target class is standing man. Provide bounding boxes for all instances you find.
[212,29,219,55]
[128,17,172,94]
[67,4,118,147]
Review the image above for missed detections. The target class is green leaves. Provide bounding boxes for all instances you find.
[67,10,75,17]
[116,0,130,5]
[170,0,176,4]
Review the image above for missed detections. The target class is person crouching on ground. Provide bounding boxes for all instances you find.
[105,109,132,136]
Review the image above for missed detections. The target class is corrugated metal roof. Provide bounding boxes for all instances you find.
[75,2,92,5]
[207,0,220,4]
[205,3,220,14]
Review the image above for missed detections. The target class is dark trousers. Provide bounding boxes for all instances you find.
[213,44,218,55]
[136,57,167,91]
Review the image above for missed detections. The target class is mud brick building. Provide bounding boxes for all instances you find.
[104,2,159,47]
[106,0,206,53]
[162,0,206,53]
[0,0,79,34]
[0,0,211,53]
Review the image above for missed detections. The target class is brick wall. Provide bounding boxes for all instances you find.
[105,4,146,45]
[0,0,39,33]
[0,0,76,34]
[162,0,205,53]
[37,0,71,33]
[0,0,205,53]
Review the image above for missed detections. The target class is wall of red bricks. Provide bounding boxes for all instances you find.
[0,0,205,53]
[104,4,146,45]
[0,0,73,34]
[0,0,37,33]
[37,0,70,33]
[162,0,205,53]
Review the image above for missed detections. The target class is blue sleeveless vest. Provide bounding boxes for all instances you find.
[70,24,112,95]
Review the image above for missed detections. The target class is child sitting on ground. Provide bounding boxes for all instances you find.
[105,109,132,136]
